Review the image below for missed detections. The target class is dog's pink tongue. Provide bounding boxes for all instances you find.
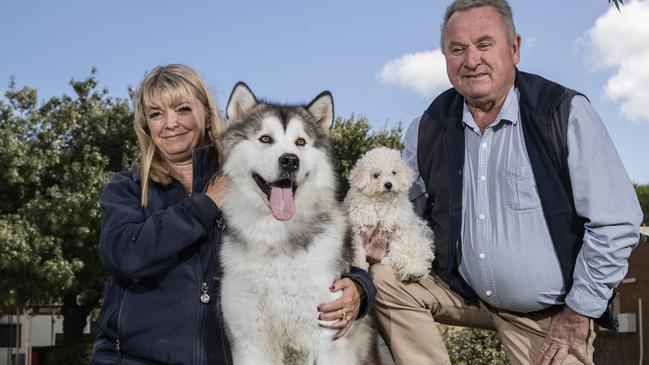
[269,186,295,221]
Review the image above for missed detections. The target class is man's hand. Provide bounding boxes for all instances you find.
[317,278,362,340]
[363,225,390,264]
[535,306,593,365]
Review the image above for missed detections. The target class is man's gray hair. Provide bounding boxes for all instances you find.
[440,0,517,51]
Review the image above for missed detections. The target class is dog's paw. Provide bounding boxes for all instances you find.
[396,267,429,283]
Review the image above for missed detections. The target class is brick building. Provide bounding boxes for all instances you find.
[594,227,649,364]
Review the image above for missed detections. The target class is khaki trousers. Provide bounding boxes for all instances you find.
[370,264,595,365]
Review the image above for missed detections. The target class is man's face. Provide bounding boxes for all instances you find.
[443,5,520,108]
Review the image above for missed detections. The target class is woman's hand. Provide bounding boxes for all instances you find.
[205,175,229,206]
[317,278,363,340]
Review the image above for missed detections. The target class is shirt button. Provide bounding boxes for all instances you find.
[479,253,486,259]
[480,175,486,181]
[479,214,485,220]
[481,143,488,149]
[486,290,493,297]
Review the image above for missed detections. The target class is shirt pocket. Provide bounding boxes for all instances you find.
[500,166,542,213]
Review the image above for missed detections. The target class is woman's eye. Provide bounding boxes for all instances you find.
[148,111,163,119]
[373,173,380,178]
[259,135,273,144]
[295,138,306,146]
[177,106,192,114]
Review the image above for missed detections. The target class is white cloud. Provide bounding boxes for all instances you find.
[379,49,451,97]
[585,0,649,122]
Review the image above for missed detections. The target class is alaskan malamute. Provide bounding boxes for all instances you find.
[219,83,373,364]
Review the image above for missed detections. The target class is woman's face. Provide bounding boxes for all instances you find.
[145,91,208,164]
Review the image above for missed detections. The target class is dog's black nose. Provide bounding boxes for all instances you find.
[384,182,392,190]
[279,153,299,172]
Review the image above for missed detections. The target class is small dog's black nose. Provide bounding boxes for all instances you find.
[384,182,392,190]
[279,153,299,172]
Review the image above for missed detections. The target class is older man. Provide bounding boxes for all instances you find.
[366,1,643,364]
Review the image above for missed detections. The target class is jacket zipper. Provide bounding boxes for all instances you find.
[195,232,220,364]
[115,289,128,352]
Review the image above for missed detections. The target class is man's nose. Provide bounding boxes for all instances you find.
[463,46,482,69]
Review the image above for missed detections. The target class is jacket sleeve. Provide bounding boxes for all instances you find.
[97,172,222,282]
[342,265,377,319]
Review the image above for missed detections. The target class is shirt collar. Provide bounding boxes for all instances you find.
[462,85,519,133]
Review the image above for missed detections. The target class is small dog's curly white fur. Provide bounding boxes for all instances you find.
[344,147,435,282]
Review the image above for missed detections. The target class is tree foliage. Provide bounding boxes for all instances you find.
[0,70,137,342]
[331,114,403,200]
[609,0,624,11]
[634,184,649,226]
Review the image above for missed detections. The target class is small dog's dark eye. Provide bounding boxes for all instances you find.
[373,173,380,178]
[259,135,273,144]
[392,170,397,175]
[295,138,306,146]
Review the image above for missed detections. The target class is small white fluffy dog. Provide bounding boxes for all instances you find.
[344,147,435,282]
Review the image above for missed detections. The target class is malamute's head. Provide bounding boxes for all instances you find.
[222,82,336,221]
[348,147,413,198]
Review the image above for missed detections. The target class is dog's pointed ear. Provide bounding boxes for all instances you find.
[307,91,334,132]
[227,82,258,120]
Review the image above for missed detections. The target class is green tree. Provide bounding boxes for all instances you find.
[609,0,624,11]
[331,114,403,200]
[635,184,649,226]
[0,70,137,347]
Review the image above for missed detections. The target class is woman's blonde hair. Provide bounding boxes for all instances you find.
[132,64,223,206]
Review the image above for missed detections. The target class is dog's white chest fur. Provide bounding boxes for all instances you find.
[218,83,372,365]
[344,147,435,282]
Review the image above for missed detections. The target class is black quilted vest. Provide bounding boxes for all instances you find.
[417,70,615,328]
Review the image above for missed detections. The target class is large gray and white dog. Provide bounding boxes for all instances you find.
[219,82,372,365]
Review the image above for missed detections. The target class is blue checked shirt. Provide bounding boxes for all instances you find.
[404,86,642,317]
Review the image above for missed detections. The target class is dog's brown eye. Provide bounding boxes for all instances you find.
[373,173,380,178]
[259,135,273,144]
[295,138,306,146]
[392,171,397,175]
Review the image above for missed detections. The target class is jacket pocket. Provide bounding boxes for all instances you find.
[500,166,542,213]
[97,278,121,339]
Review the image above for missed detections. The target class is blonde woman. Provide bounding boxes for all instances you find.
[90,64,375,364]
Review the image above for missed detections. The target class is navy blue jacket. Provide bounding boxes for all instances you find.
[90,145,376,365]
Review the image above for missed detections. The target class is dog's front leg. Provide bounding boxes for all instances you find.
[351,229,370,271]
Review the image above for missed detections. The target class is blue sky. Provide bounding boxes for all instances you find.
[2,0,648,183]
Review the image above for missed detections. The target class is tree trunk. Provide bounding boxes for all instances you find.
[61,294,97,345]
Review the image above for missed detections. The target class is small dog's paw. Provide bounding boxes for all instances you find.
[397,267,429,283]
